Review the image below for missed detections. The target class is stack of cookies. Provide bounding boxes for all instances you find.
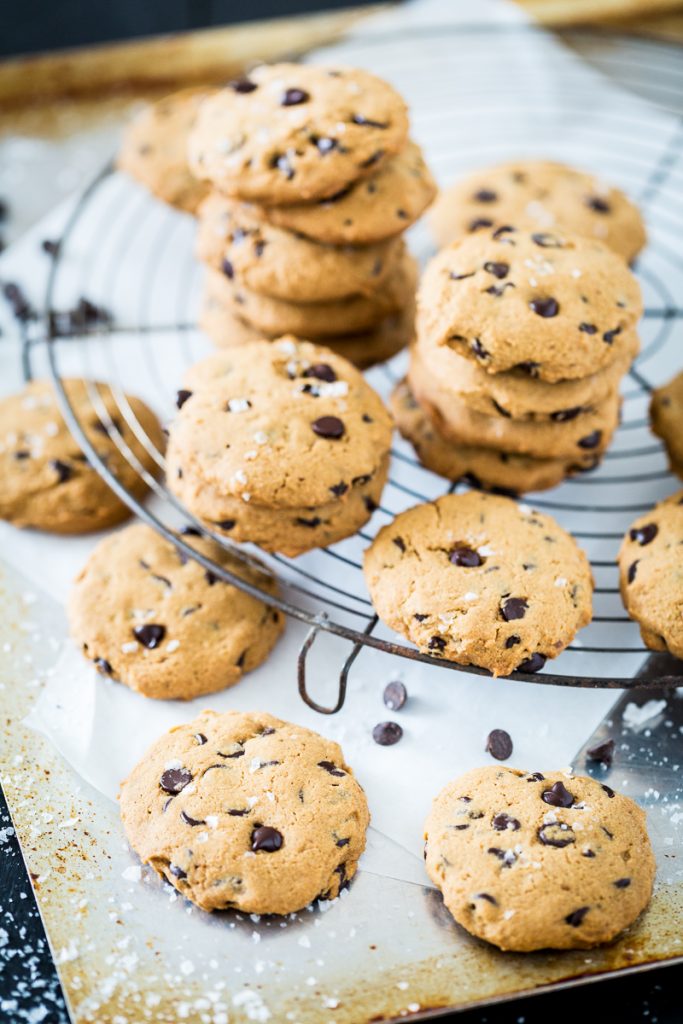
[393,225,643,494]
[188,63,436,369]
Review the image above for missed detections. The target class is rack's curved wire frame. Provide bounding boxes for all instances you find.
[35,26,683,709]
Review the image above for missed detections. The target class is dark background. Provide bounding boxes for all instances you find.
[0,1,379,59]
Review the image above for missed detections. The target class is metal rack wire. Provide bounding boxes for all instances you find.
[25,25,683,710]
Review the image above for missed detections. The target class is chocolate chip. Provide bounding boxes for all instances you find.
[551,407,583,422]
[312,415,344,439]
[176,389,192,409]
[194,733,207,745]
[579,322,597,334]
[180,525,202,537]
[471,338,489,360]
[229,78,257,93]
[505,635,520,649]
[352,113,388,128]
[372,721,403,746]
[487,847,516,866]
[50,459,72,483]
[383,680,407,711]
[531,232,563,248]
[629,523,657,546]
[273,153,294,179]
[228,808,249,816]
[329,481,348,497]
[95,657,112,675]
[538,823,575,847]
[216,519,236,531]
[450,271,475,281]
[318,760,346,777]
[474,189,497,202]
[303,363,337,382]
[221,258,234,279]
[603,326,621,344]
[13,450,30,460]
[336,837,350,847]
[133,623,166,649]
[251,825,283,852]
[526,772,545,782]
[282,88,309,106]
[486,282,516,297]
[468,218,493,232]
[583,849,596,858]
[578,430,602,450]
[602,784,616,798]
[180,810,205,827]
[541,781,574,808]
[315,137,337,154]
[365,493,377,512]
[428,635,446,652]
[501,597,527,621]
[159,767,192,794]
[565,907,589,927]
[627,560,639,583]
[414,613,428,622]
[474,892,498,905]
[204,570,218,586]
[529,297,559,317]
[42,239,60,257]
[483,261,509,279]
[492,813,520,831]
[295,516,321,528]
[485,729,513,761]
[614,877,631,888]
[586,738,615,766]
[392,537,406,553]
[515,361,540,376]
[517,653,546,673]
[450,545,482,567]
[492,225,515,240]
[169,863,187,879]
[586,196,610,213]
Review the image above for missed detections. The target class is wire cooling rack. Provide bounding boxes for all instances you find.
[24,24,683,710]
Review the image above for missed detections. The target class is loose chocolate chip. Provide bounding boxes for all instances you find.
[450,545,482,567]
[352,113,388,128]
[229,78,257,93]
[517,653,546,673]
[194,733,207,745]
[578,430,602,450]
[628,560,639,583]
[485,729,513,761]
[474,189,497,202]
[42,239,60,257]
[95,658,113,675]
[330,481,348,497]
[372,721,403,746]
[629,523,658,546]
[586,738,615,766]
[318,760,346,777]
[531,232,563,248]
[159,767,192,794]
[393,537,406,553]
[483,261,509,279]
[565,907,589,927]
[180,810,206,827]
[501,597,527,621]
[428,635,446,652]
[169,863,187,879]
[603,326,622,344]
[133,623,166,649]
[383,680,407,711]
[282,88,309,106]
[542,781,574,808]
[602,784,616,798]
[468,218,493,231]
[471,338,489,360]
[551,407,583,422]
[538,823,575,848]
[614,878,631,888]
[312,415,344,439]
[50,459,72,483]
[221,258,234,279]
[586,196,610,213]
[529,297,559,318]
[176,389,192,409]
[492,813,520,831]
[251,825,283,852]
[505,635,520,649]
[303,363,337,382]
[579,322,597,335]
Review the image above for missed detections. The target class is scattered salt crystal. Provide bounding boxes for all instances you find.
[463,592,478,601]
[623,699,667,731]
[478,545,496,556]
[554,577,567,587]
[249,758,262,773]
[122,865,141,882]
[228,398,251,413]
[180,960,194,975]
[165,758,182,770]
[323,997,339,1009]
[298,935,311,948]
[206,815,219,828]
[121,641,138,654]
[166,639,180,653]
[242,492,251,502]
[253,431,268,445]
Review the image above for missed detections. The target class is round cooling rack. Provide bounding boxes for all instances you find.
[27,24,683,710]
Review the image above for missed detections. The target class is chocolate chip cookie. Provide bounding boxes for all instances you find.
[117,87,213,214]
[68,523,284,699]
[418,226,642,382]
[650,371,683,478]
[167,338,393,556]
[0,379,163,534]
[424,765,655,951]
[618,490,683,659]
[119,709,370,914]
[364,491,593,676]
[430,159,646,263]
[188,63,409,204]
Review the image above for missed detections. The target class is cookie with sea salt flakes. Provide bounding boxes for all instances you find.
[167,338,393,556]
[650,371,683,478]
[424,766,655,952]
[119,709,370,914]
[429,159,646,263]
[418,227,642,383]
[618,490,683,660]
[391,378,600,494]
[195,191,403,302]
[188,63,409,204]
[117,87,213,214]
[264,139,437,244]
[68,523,283,700]
[0,378,164,534]
[363,491,593,677]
